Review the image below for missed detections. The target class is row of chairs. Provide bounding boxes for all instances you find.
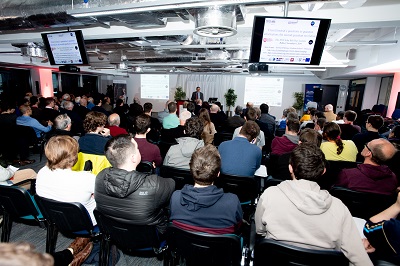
[0,182,349,266]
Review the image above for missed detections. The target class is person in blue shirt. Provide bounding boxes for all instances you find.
[16,105,52,138]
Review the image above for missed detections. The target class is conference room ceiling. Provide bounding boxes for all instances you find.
[0,0,398,77]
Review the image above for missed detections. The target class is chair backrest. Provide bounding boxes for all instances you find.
[137,161,155,174]
[330,186,395,220]
[72,152,111,175]
[214,173,258,204]
[319,161,357,190]
[93,209,160,252]
[254,238,348,266]
[0,185,41,219]
[263,176,283,192]
[213,132,234,147]
[160,166,193,190]
[266,152,291,180]
[34,195,95,235]
[167,224,242,266]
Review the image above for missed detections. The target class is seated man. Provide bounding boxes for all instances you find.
[255,143,372,265]
[16,105,52,138]
[339,110,361,140]
[363,192,400,264]
[232,107,265,149]
[336,138,397,196]
[163,117,204,170]
[46,114,78,140]
[162,102,180,129]
[170,145,242,234]
[134,114,162,168]
[271,118,300,155]
[107,113,128,137]
[352,114,383,155]
[218,121,262,177]
[224,105,245,132]
[95,135,175,234]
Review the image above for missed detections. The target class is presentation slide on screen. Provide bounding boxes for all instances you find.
[244,77,283,106]
[260,18,320,64]
[141,74,169,99]
[47,32,84,65]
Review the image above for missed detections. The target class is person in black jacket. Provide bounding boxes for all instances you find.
[95,135,175,234]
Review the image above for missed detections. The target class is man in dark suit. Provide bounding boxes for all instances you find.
[191,86,204,101]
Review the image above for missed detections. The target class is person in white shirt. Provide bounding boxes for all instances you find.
[36,135,97,225]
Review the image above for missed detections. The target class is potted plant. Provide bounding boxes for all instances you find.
[292,92,304,115]
[174,86,186,101]
[224,88,237,117]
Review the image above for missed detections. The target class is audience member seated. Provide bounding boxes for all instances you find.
[170,145,242,234]
[300,109,324,129]
[194,99,202,116]
[314,117,326,134]
[46,114,77,140]
[224,105,245,132]
[336,138,397,196]
[78,111,111,155]
[95,135,174,234]
[73,96,90,120]
[0,165,36,189]
[259,103,276,135]
[144,102,162,141]
[91,97,109,116]
[334,111,345,124]
[320,122,358,162]
[199,108,217,145]
[134,114,162,168]
[114,98,130,130]
[162,102,180,129]
[271,118,299,155]
[255,144,372,265]
[209,104,227,130]
[87,97,95,110]
[186,102,197,118]
[101,96,113,113]
[107,113,128,137]
[299,107,314,123]
[40,97,59,123]
[29,96,43,123]
[279,107,297,129]
[36,135,97,225]
[324,104,337,122]
[352,114,384,156]
[338,110,361,140]
[219,121,261,177]
[233,107,265,150]
[241,102,253,118]
[16,105,52,138]
[163,117,204,170]
[59,100,84,135]
[363,192,400,265]
[157,100,171,124]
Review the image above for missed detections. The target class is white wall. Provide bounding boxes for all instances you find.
[121,73,348,118]
[362,77,381,110]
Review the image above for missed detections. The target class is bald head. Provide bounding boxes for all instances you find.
[210,104,219,113]
[108,113,120,126]
[366,138,397,165]
[325,104,333,112]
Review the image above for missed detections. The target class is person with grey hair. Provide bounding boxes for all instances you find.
[107,113,128,137]
[46,114,79,140]
[60,100,84,135]
[224,105,245,132]
[324,104,337,122]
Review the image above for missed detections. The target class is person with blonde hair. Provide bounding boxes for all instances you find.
[198,108,216,145]
[36,135,97,225]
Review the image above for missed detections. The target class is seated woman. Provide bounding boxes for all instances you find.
[198,108,216,145]
[36,135,97,225]
[320,122,358,162]
[78,111,111,155]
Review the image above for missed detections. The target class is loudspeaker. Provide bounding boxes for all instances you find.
[248,63,269,73]
[314,87,323,102]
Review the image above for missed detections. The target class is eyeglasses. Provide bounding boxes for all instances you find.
[364,143,374,157]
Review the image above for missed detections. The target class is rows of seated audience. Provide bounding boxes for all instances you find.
[2,93,400,265]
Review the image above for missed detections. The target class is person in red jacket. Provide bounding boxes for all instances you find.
[271,117,300,155]
[107,113,128,137]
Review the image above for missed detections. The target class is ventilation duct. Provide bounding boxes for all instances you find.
[13,42,47,58]
[192,6,237,38]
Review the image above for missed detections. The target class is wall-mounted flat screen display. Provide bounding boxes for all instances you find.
[249,16,331,65]
[41,30,89,65]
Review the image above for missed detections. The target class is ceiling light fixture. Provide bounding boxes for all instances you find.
[300,3,324,12]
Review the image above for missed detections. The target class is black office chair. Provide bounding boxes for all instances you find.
[320,160,357,190]
[15,125,46,162]
[213,131,234,147]
[160,165,193,190]
[262,176,283,193]
[137,161,155,174]
[329,187,395,220]
[0,179,45,242]
[214,173,259,205]
[34,195,100,254]
[166,224,242,266]
[93,209,168,266]
[253,238,348,266]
